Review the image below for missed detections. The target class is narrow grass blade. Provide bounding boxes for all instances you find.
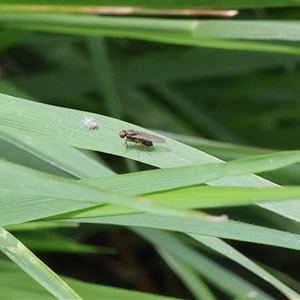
[189,234,300,300]
[133,228,275,299]
[0,227,83,299]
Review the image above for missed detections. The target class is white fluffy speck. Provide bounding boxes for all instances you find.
[82,114,98,131]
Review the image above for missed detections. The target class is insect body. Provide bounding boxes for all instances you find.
[82,114,98,131]
[119,129,165,153]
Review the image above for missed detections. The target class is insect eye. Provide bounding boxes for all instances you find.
[119,130,126,138]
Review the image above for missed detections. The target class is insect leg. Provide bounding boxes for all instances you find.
[134,142,140,156]
[124,139,129,152]
[142,145,151,156]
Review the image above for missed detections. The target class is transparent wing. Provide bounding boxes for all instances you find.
[137,132,166,143]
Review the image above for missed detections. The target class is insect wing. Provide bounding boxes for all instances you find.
[137,132,166,143]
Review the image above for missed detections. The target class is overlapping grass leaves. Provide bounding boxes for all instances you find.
[1,95,300,298]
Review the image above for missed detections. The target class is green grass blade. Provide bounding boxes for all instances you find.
[0,227,83,299]
[1,2,299,298]
[0,130,114,178]
[147,186,300,210]
[0,259,175,300]
[0,1,298,10]
[134,228,276,299]
[72,214,300,251]
[0,160,210,222]
[190,234,300,300]
[1,14,300,54]
[159,250,218,300]
[2,94,300,223]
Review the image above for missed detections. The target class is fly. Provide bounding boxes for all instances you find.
[119,129,165,154]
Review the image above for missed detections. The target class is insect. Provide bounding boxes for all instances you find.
[119,129,165,153]
[82,114,98,131]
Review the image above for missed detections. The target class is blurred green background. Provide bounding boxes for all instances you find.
[1,1,300,299]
